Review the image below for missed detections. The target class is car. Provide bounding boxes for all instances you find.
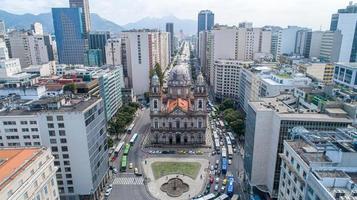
[162,150,169,154]
[209,176,214,184]
[216,170,221,176]
[233,148,237,153]
[111,157,116,162]
[215,160,219,165]
[105,187,112,193]
[106,184,113,189]
[168,150,176,154]
[104,190,111,197]
[210,165,214,171]
[222,178,227,185]
[211,151,216,156]
[196,150,203,155]
[188,150,195,154]
[206,183,211,190]
[129,163,133,169]
[214,184,219,191]
[221,186,226,192]
[215,177,220,183]
[112,168,118,174]
[214,164,218,170]
[228,159,232,165]
[148,150,154,154]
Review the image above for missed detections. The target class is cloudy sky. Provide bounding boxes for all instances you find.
[0,0,352,30]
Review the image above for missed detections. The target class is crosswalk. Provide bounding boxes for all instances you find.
[113,176,144,185]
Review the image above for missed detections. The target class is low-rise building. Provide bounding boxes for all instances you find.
[333,63,357,90]
[0,147,59,200]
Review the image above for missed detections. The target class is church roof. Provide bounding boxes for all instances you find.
[167,98,189,113]
[168,64,191,86]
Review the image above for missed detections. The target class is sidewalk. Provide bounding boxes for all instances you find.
[142,157,209,200]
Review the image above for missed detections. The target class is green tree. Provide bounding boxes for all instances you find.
[219,98,235,111]
[154,63,164,86]
[63,83,77,93]
[230,119,245,137]
[107,138,114,148]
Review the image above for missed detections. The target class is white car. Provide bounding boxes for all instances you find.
[105,188,112,193]
[104,190,111,197]
[228,159,232,165]
[215,177,220,183]
[129,163,133,169]
[210,165,214,171]
[112,168,118,174]
[214,184,219,191]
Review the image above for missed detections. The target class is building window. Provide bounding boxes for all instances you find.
[49,130,55,136]
[30,121,37,125]
[47,116,53,121]
[59,130,66,136]
[50,139,57,144]
[154,121,158,128]
[22,128,29,132]
[198,100,203,109]
[48,123,54,128]
[20,121,28,125]
[32,135,40,139]
[68,187,74,193]
[176,120,180,128]
[58,123,65,128]
[57,116,64,121]
[51,147,58,152]
[64,161,70,165]
[61,146,68,152]
[60,138,67,143]
[63,154,69,159]
[31,128,38,132]
[154,100,158,109]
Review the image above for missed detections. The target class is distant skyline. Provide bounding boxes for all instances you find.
[0,0,352,30]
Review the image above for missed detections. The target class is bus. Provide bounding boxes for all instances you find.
[123,143,130,155]
[213,131,219,140]
[231,194,239,200]
[114,141,125,157]
[227,145,234,159]
[221,147,227,158]
[227,176,234,197]
[225,136,232,146]
[127,123,135,134]
[195,193,216,200]
[221,158,227,174]
[120,155,127,172]
[214,194,229,200]
[227,132,236,144]
[129,133,138,145]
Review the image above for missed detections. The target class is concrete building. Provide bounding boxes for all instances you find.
[7,30,49,68]
[244,94,352,198]
[121,30,169,96]
[89,31,110,64]
[198,31,209,76]
[166,22,175,58]
[0,38,9,60]
[308,31,324,58]
[0,147,59,200]
[52,8,85,65]
[319,30,343,63]
[0,20,5,38]
[298,63,334,84]
[333,62,357,89]
[330,2,357,62]
[294,29,312,58]
[31,22,44,35]
[150,65,208,145]
[278,127,357,200]
[23,62,54,77]
[85,49,103,66]
[0,95,109,200]
[277,26,307,58]
[105,38,121,66]
[43,34,56,61]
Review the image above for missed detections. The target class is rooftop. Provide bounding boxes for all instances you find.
[336,62,357,69]
[0,147,43,191]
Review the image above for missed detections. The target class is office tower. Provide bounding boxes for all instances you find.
[7,30,49,67]
[85,49,103,66]
[166,22,175,57]
[198,31,209,77]
[239,22,253,28]
[319,30,342,63]
[69,0,91,34]
[294,29,312,58]
[120,30,169,96]
[0,96,109,199]
[0,147,59,200]
[308,31,324,58]
[43,34,56,61]
[278,127,357,200]
[88,31,110,64]
[52,8,85,65]
[197,10,215,34]
[244,95,351,198]
[330,2,357,62]
[31,22,44,35]
[276,26,307,57]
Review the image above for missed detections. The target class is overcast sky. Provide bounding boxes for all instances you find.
[0,0,353,30]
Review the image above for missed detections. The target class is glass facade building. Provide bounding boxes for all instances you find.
[89,31,110,64]
[197,10,214,34]
[52,8,85,64]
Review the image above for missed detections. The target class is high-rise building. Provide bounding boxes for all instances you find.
[294,29,312,58]
[308,31,324,58]
[52,8,85,65]
[0,20,5,38]
[319,30,343,63]
[0,96,109,199]
[0,147,59,200]
[105,38,121,66]
[0,38,9,60]
[43,34,56,61]
[89,31,110,64]
[69,0,91,34]
[197,10,215,34]
[330,2,357,62]
[85,49,103,66]
[166,22,175,57]
[7,30,49,67]
[276,26,307,58]
[244,94,351,198]
[31,22,44,35]
[120,30,169,96]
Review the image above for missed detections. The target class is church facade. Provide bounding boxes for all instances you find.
[149,64,208,145]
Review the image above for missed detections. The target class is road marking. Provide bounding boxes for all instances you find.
[113,177,144,185]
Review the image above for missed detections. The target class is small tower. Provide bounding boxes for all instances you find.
[194,72,207,111]
[150,73,161,112]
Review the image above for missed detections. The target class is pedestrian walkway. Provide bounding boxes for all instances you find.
[113,177,144,185]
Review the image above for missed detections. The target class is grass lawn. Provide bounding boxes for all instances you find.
[151,162,201,180]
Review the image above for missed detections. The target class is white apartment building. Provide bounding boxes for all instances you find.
[0,58,22,80]
[278,127,357,200]
[7,30,49,68]
[0,147,59,200]
[121,30,169,96]
[244,94,352,198]
[23,62,54,77]
[0,96,109,200]
[0,38,9,60]
[277,26,307,58]
[105,38,122,66]
[308,31,324,58]
[31,22,44,35]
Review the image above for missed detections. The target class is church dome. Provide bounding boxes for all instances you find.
[151,73,160,86]
[168,64,191,86]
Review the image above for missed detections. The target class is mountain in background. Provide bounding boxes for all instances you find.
[0,10,197,35]
[123,15,197,35]
[0,9,124,33]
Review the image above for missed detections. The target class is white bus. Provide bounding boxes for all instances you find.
[195,193,216,200]
[214,139,220,150]
[221,147,227,158]
[228,132,236,144]
[227,144,234,159]
[114,141,125,156]
[225,136,232,146]
[127,123,135,134]
[214,194,229,200]
[129,133,138,145]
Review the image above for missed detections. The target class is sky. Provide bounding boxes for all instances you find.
[0,0,353,30]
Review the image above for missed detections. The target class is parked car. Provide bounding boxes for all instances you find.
[221,186,226,192]
[228,159,232,165]
[104,190,111,197]
[215,177,220,183]
[112,168,118,174]
[211,151,216,156]
[214,184,219,191]
[129,163,133,169]
[210,165,214,171]
[222,178,227,185]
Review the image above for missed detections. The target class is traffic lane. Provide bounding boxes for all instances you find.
[109,185,154,200]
